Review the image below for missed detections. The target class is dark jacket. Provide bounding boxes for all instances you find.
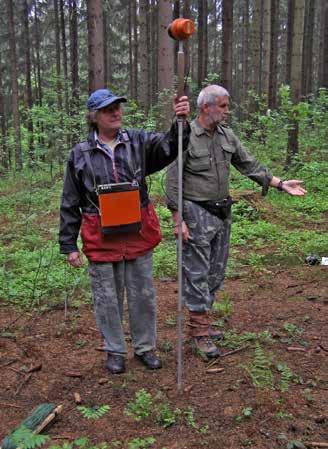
[59,122,190,261]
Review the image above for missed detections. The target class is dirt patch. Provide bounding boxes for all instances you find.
[0,266,327,449]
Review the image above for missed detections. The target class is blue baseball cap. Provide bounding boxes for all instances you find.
[87,88,127,111]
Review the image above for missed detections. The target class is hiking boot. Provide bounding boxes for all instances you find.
[106,354,125,374]
[135,350,162,370]
[193,336,221,358]
[208,326,224,341]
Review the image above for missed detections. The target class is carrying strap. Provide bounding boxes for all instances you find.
[79,142,97,191]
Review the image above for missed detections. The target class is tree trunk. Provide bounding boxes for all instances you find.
[286,0,294,85]
[60,0,69,114]
[197,0,204,88]
[286,0,305,167]
[242,0,250,102]
[262,0,271,98]
[302,0,315,96]
[150,0,158,101]
[33,0,42,106]
[87,0,105,93]
[6,0,22,171]
[318,0,326,86]
[269,0,280,109]
[23,0,35,166]
[251,0,261,94]
[322,2,328,88]
[222,0,233,92]
[69,0,79,109]
[103,12,108,86]
[132,0,138,100]
[139,0,150,110]
[0,53,8,170]
[183,0,191,80]
[54,0,62,110]
[158,0,174,125]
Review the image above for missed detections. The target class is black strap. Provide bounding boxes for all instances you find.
[79,142,97,191]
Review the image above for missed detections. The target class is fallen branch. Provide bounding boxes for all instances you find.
[221,345,250,357]
[15,373,32,396]
[206,345,249,369]
[287,346,307,352]
[0,402,24,409]
[306,443,328,448]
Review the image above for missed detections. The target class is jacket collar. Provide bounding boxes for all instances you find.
[193,118,225,136]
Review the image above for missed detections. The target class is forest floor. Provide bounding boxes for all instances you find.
[0,264,327,449]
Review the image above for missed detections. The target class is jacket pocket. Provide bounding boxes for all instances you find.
[221,144,235,163]
[186,147,210,172]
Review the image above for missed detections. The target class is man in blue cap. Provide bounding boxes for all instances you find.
[59,88,190,374]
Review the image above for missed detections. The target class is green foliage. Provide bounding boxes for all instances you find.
[184,407,198,429]
[77,405,110,420]
[124,389,153,421]
[282,322,306,345]
[221,330,273,349]
[155,404,180,428]
[212,292,233,318]
[11,426,49,449]
[49,438,109,449]
[243,343,274,390]
[127,438,155,449]
[235,407,253,423]
[277,362,294,392]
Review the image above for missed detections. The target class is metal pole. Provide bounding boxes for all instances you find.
[177,39,184,392]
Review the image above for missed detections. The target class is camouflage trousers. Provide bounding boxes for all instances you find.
[182,200,231,312]
[88,251,156,356]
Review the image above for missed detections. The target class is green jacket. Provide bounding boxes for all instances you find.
[166,119,273,210]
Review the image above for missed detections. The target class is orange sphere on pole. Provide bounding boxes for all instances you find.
[168,18,195,40]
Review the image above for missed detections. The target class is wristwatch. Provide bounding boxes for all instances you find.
[277,180,284,191]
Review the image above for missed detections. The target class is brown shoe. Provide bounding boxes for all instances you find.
[193,336,221,358]
[208,326,224,341]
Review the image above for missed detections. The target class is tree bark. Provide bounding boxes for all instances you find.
[69,0,79,109]
[132,0,138,100]
[158,0,174,126]
[286,0,294,85]
[139,0,150,110]
[23,0,35,166]
[222,0,233,92]
[302,0,315,96]
[262,0,271,98]
[0,52,8,170]
[54,0,63,110]
[33,0,42,106]
[87,0,105,93]
[6,0,22,171]
[322,2,328,88]
[242,0,250,102]
[286,0,305,167]
[60,0,69,114]
[269,0,280,109]
[251,0,261,94]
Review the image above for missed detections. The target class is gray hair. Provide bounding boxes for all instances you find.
[86,110,98,130]
[197,85,230,109]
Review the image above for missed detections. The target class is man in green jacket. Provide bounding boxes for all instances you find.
[166,84,306,358]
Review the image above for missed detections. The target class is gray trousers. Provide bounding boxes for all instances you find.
[88,251,156,356]
[182,200,231,312]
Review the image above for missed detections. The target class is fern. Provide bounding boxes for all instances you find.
[77,405,110,420]
[124,389,153,421]
[277,362,294,392]
[11,426,49,449]
[243,343,274,390]
[127,437,155,449]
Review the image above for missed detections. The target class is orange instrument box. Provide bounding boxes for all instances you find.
[97,182,141,234]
